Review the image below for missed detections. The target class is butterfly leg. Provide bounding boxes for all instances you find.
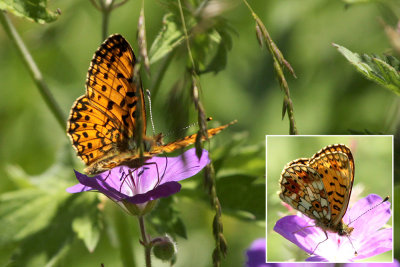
[292,224,315,235]
[311,230,329,255]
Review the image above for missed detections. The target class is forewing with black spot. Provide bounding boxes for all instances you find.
[279,164,331,224]
[67,34,146,166]
[308,144,354,228]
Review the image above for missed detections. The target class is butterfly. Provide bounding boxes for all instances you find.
[278,144,355,253]
[67,34,235,175]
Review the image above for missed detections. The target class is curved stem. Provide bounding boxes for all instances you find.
[138,216,152,267]
[241,0,298,135]
[0,12,66,130]
[177,0,195,68]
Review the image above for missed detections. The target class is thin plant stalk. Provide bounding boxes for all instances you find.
[176,2,227,265]
[90,0,128,40]
[0,12,66,130]
[242,0,298,135]
[138,216,152,267]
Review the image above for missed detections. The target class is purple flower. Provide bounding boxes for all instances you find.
[245,238,335,267]
[274,194,392,262]
[67,148,210,215]
[343,259,400,267]
[246,238,267,267]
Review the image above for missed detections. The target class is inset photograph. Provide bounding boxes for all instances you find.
[266,136,393,263]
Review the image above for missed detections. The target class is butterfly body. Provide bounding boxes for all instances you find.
[278,144,355,237]
[67,34,235,175]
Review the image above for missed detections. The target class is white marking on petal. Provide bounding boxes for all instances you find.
[122,185,134,197]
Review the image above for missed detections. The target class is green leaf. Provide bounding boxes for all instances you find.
[202,27,233,74]
[172,217,187,239]
[0,0,59,24]
[216,174,265,221]
[179,133,265,221]
[0,189,60,245]
[212,133,265,177]
[334,43,400,95]
[147,197,187,239]
[0,147,102,265]
[149,13,184,64]
[72,194,102,252]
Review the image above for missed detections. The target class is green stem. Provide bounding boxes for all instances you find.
[102,9,110,40]
[177,0,195,68]
[241,0,298,135]
[138,216,152,267]
[0,12,66,130]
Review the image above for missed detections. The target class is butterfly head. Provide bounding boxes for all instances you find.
[337,221,354,236]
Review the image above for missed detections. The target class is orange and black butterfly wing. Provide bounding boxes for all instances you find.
[279,164,331,223]
[67,34,146,167]
[311,144,354,180]
[308,144,354,227]
[286,158,309,167]
[150,120,237,154]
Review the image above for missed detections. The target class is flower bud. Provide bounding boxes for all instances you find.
[152,235,177,262]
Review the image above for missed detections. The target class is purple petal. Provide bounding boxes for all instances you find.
[105,148,210,193]
[275,194,392,262]
[66,148,210,204]
[343,259,400,267]
[274,215,321,254]
[345,194,391,239]
[66,182,91,193]
[246,238,267,267]
[69,170,127,201]
[142,148,210,183]
[353,228,393,260]
[125,182,182,204]
[306,256,330,262]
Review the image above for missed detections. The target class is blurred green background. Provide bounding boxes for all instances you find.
[267,136,393,262]
[0,0,399,266]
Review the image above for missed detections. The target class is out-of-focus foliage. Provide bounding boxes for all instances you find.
[0,0,400,266]
[0,0,59,23]
[0,147,102,265]
[335,43,400,95]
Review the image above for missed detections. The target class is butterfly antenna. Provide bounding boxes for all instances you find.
[146,89,156,136]
[163,117,213,138]
[346,236,358,256]
[348,196,389,226]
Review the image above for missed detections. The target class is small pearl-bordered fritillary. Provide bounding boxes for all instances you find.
[67,34,235,175]
[278,144,355,253]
